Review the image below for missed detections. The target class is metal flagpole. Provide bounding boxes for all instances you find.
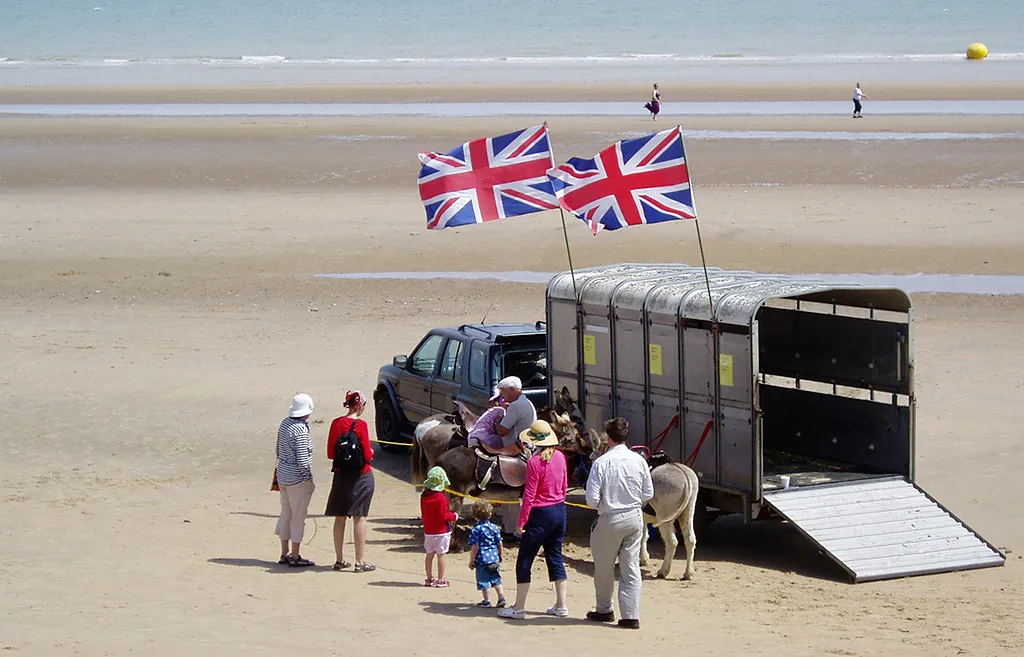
[546,121,578,300]
[558,206,579,299]
[679,127,714,320]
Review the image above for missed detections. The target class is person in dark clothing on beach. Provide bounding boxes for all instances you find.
[644,83,661,120]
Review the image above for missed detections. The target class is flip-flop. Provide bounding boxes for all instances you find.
[332,561,352,571]
[353,563,376,573]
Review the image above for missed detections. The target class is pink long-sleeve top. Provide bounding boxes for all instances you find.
[517,448,568,529]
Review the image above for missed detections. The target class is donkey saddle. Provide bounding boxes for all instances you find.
[473,449,528,490]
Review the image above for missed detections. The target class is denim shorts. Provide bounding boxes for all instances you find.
[475,562,502,590]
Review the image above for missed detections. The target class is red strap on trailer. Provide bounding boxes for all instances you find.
[684,419,715,468]
[646,414,680,454]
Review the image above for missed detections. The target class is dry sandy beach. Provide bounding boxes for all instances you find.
[1,83,1023,656]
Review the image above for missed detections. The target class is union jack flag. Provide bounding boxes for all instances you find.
[547,126,696,235]
[417,124,558,230]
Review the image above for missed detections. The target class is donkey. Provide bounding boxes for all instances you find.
[409,408,467,484]
[413,386,586,486]
[588,429,700,580]
[435,412,583,549]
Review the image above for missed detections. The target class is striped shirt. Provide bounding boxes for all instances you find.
[276,417,313,486]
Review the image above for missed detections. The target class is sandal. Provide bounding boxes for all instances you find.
[424,577,436,587]
[332,561,352,571]
[353,563,377,573]
[278,554,290,565]
[432,578,451,588]
[288,556,315,568]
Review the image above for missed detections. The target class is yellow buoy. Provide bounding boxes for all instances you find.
[966,43,989,60]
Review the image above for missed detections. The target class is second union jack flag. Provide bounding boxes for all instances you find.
[417,124,558,230]
[547,126,696,235]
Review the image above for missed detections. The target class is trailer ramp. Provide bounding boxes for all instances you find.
[763,476,1004,582]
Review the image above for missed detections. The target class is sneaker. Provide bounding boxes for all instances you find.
[586,610,615,623]
[476,600,492,608]
[546,606,569,617]
[618,619,641,630]
[496,598,507,608]
[497,607,526,620]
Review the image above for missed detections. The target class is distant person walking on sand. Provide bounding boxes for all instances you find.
[644,83,662,120]
[325,390,376,573]
[853,82,867,118]
[275,393,316,567]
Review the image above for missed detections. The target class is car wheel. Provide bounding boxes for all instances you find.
[375,395,409,453]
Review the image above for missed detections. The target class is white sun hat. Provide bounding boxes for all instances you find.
[496,376,523,391]
[288,393,315,418]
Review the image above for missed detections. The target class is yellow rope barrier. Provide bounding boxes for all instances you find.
[371,467,592,509]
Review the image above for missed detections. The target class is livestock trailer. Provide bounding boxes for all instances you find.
[546,263,1004,582]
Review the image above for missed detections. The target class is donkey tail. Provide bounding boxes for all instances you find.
[651,463,699,528]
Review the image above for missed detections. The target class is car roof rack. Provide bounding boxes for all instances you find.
[458,324,494,338]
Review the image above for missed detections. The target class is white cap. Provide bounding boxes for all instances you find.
[496,376,522,391]
[288,393,315,418]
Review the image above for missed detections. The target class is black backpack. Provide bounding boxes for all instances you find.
[332,421,366,474]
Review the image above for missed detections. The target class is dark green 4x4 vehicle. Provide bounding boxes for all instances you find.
[374,322,548,452]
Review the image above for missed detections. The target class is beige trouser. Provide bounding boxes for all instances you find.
[590,508,644,620]
[276,479,315,544]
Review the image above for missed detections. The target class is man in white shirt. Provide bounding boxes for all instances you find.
[585,417,654,629]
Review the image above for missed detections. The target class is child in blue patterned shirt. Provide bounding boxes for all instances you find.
[468,500,506,608]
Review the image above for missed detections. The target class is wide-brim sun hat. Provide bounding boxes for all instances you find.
[424,466,451,492]
[520,419,558,448]
[289,393,315,418]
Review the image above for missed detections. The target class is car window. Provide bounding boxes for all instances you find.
[410,334,444,376]
[438,339,463,382]
[469,343,488,389]
[503,348,547,389]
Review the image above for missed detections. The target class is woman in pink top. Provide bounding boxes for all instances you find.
[467,390,509,452]
[497,420,569,620]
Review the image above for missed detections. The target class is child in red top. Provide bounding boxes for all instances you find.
[421,466,458,588]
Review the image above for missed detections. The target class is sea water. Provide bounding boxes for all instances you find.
[2,0,1023,86]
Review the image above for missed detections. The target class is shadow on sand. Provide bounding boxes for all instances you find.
[207,557,336,574]
[418,600,606,626]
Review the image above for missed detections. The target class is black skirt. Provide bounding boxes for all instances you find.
[325,470,375,517]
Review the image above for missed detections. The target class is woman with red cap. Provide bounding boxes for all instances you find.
[325,390,377,572]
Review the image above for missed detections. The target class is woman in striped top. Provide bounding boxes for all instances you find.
[275,393,316,567]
